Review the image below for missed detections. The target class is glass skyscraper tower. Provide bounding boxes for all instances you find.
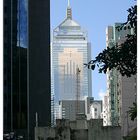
[51,3,92,124]
[4,0,51,139]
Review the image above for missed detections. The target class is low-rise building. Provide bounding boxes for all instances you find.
[90,100,102,119]
[58,100,85,121]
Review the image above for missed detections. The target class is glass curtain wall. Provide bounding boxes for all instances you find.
[13,0,28,130]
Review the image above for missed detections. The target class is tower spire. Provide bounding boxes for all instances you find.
[67,0,72,19]
[68,0,70,7]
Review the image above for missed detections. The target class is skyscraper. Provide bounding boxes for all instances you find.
[4,0,18,132]
[51,3,92,124]
[3,0,51,139]
[28,0,51,139]
[106,23,137,136]
[106,23,132,126]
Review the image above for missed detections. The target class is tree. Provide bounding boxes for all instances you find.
[84,5,137,77]
[128,102,137,121]
[84,4,137,121]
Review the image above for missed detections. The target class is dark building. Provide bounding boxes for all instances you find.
[4,0,18,132]
[3,0,51,139]
[28,0,51,139]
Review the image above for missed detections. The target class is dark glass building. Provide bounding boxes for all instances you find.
[3,0,51,139]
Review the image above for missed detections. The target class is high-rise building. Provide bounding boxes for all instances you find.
[106,23,129,126]
[3,0,51,139]
[102,93,111,126]
[51,3,92,125]
[28,0,51,139]
[4,0,18,132]
[106,23,137,136]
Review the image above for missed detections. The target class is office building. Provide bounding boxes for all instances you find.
[51,2,92,124]
[106,23,131,126]
[4,0,18,132]
[106,23,137,136]
[3,0,51,139]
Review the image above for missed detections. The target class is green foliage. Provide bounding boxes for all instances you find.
[128,102,137,121]
[85,5,137,77]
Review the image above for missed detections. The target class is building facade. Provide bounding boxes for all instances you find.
[85,97,94,120]
[106,25,119,126]
[106,23,131,126]
[56,98,103,121]
[4,0,18,132]
[102,93,111,126]
[58,100,85,121]
[118,70,137,137]
[28,0,51,139]
[51,4,92,125]
[90,100,102,119]
[106,23,137,136]
[3,0,51,139]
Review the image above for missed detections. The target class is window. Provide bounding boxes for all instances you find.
[94,108,97,111]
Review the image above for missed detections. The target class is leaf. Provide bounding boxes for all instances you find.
[91,65,95,70]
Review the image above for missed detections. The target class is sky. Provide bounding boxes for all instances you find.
[50,0,136,100]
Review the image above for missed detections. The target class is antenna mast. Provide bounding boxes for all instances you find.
[68,0,70,7]
[66,0,72,19]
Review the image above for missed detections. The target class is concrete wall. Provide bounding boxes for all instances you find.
[35,119,121,140]
[88,120,121,140]
[119,75,137,137]
[35,127,55,140]
[35,126,70,140]
[70,120,88,129]
[71,129,88,140]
